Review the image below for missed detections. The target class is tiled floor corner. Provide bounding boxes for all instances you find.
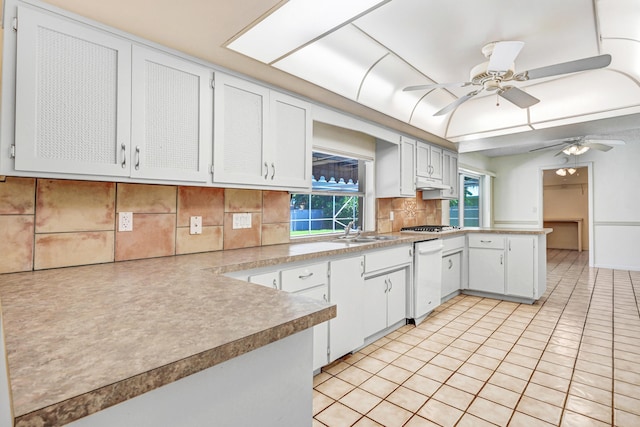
[313,249,640,426]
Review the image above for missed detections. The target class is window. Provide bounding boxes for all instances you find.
[290,152,365,237]
[450,174,481,227]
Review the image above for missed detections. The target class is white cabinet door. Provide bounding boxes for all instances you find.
[268,92,311,189]
[506,236,535,298]
[442,252,462,298]
[213,74,311,190]
[416,141,443,181]
[400,136,416,197]
[386,269,407,327]
[430,146,443,181]
[363,274,388,339]
[468,248,505,294]
[296,285,329,372]
[441,151,459,199]
[375,136,416,198]
[248,271,280,289]
[213,73,269,186]
[131,46,212,182]
[14,6,131,177]
[329,256,364,362]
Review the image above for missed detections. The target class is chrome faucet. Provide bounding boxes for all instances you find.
[344,221,355,237]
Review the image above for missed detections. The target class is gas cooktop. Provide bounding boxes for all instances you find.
[400,225,460,232]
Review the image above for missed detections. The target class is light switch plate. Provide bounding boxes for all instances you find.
[190,216,202,235]
[232,213,252,229]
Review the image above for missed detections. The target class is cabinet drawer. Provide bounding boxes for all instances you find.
[468,234,505,249]
[442,236,465,252]
[364,245,412,274]
[281,262,327,292]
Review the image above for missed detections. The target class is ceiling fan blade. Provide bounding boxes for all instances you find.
[583,139,625,146]
[433,90,481,116]
[488,41,524,73]
[529,142,568,152]
[584,142,614,152]
[403,81,469,91]
[498,86,540,108]
[518,54,611,80]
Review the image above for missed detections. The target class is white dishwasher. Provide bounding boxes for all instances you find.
[412,239,444,323]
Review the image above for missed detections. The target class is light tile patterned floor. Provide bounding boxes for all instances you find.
[312,249,640,426]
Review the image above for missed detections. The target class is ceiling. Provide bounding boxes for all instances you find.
[36,0,640,157]
[224,0,640,156]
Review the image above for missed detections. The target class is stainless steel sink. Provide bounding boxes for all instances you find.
[333,235,400,244]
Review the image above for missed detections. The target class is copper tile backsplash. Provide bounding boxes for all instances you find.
[0,178,442,273]
[0,179,291,273]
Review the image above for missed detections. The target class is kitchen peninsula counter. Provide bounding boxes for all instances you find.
[0,227,551,426]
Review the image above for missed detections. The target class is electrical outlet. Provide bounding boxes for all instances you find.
[118,212,133,232]
[390,211,394,221]
[190,216,202,235]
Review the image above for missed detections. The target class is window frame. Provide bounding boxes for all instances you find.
[290,150,368,238]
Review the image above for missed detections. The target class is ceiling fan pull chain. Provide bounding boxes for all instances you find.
[496,93,500,107]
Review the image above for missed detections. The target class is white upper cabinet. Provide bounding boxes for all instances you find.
[213,72,311,190]
[416,141,443,181]
[131,46,212,182]
[376,136,416,198]
[12,6,213,183]
[14,6,132,177]
[422,150,459,200]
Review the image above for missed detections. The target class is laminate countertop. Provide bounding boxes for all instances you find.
[0,227,551,426]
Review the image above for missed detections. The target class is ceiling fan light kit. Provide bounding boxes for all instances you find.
[563,145,590,156]
[404,40,612,116]
[556,167,577,176]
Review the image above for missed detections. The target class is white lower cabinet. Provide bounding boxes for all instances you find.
[363,268,407,338]
[328,256,365,363]
[467,233,546,301]
[362,244,412,339]
[295,285,329,372]
[506,235,536,298]
[281,262,330,371]
[248,271,279,289]
[442,252,462,298]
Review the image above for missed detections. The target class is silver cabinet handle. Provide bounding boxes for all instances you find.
[388,278,393,292]
[323,294,328,302]
[509,240,512,251]
[270,162,275,180]
[298,272,314,279]
[448,259,453,269]
[360,259,364,277]
[500,254,503,265]
[135,146,140,170]
[121,143,127,168]
[409,248,413,257]
[272,279,277,289]
[264,162,269,179]
[480,240,492,243]
[384,278,389,293]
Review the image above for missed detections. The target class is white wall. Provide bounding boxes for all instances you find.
[490,141,640,270]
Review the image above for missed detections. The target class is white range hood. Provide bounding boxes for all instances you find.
[415,178,449,191]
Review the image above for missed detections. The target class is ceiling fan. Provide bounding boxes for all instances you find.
[529,136,625,156]
[403,41,612,116]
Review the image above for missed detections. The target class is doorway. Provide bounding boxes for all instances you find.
[540,162,593,265]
